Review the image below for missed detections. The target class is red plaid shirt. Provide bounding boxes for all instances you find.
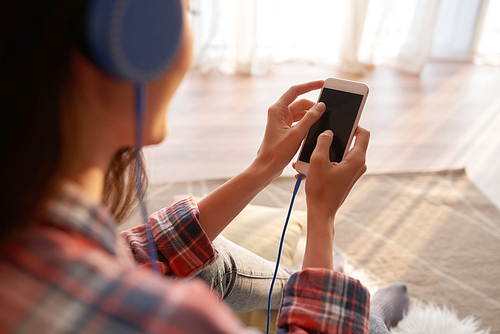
[0,182,370,333]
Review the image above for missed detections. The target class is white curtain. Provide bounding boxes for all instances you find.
[190,0,350,74]
[476,0,500,65]
[190,0,498,76]
[354,0,444,74]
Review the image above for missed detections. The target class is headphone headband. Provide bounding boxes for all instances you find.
[85,0,183,83]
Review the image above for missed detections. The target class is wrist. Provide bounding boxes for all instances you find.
[306,214,335,242]
[302,213,335,270]
[248,154,284,182]
[303,229,335,270]
[306,201,337,223]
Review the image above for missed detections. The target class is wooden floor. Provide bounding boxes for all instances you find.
[144,61,500,209]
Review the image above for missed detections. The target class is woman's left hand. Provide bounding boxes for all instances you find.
[256,80,326,178]
[198,80,326,241]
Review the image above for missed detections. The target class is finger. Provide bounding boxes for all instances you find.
[292,110,307,122]
[289,99,316,115]
[294,173,306,180]
[346,126,370,159]
[310,130,334,163]
[277,80,324,106]
[292,102,326,136]
[292,163,306,179]
[352,126,370,153]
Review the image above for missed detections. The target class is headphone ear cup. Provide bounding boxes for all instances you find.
[85,0,183,83]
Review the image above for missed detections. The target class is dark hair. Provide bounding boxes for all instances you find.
[103,148,148,224]
[0,0,143,241]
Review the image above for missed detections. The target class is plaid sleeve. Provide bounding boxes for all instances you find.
[120,196,216,277]
[277,268,370,334]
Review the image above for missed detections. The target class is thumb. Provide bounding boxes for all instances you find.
[308,130,333,176]
[310,130,334,162]
[294,102,326,136]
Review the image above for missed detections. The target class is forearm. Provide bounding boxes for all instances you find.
[196,81,327,242]
[197,157,280,241]
[302,212,335,270]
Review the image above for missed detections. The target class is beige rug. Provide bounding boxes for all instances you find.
[124,169,500,332]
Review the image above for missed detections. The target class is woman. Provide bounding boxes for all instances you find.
[0,0,388,333]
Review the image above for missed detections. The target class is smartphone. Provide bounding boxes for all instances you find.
[295,78,369,175]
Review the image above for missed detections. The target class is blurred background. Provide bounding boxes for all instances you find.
[189,0,499,74]
[138,3,500,331]
[144,0,500,209]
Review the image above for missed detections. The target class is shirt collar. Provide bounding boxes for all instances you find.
[43,181,118,255]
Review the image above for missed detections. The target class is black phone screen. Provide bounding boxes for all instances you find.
[298,88,364,163]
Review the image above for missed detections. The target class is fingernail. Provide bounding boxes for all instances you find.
[323,130,333,136]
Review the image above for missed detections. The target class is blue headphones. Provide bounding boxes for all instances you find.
[79,0,184,272]
[83,0,183,83]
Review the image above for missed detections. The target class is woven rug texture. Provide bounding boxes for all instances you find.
[122,169,500,332]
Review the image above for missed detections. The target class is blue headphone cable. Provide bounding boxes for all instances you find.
[266,173,304,334]
[134,84,160,274]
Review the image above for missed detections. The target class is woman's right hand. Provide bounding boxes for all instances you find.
[302,126,370,270]
[305,126,370,219]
